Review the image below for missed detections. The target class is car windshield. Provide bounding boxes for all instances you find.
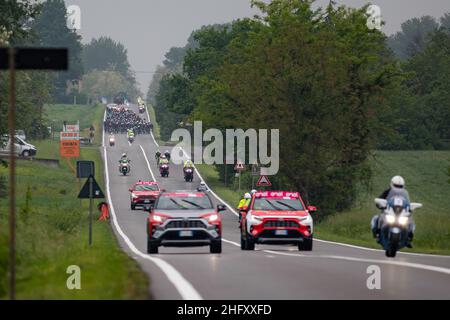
[135,184,158,191]
[156,195,213,210]
[253,198,304,211]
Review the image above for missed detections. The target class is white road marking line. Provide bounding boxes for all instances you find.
[102,112,203,300]
[145,106,160,147]
[262,250,450,276]
[222,238,240,247]
[139,145,156,182]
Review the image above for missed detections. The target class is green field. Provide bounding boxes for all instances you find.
[0,104,149,299]
[315,151,450,255]
[195,151,450,255]
[44,104,105,146]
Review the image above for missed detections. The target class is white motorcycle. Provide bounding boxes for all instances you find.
[374,196,422,257]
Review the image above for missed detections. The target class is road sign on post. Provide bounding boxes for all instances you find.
[256,175,272,187]
[234,161,245,191]
[78,174,104,246]
[77,161,95,178]
[60,130,80,158]
[1,47,67,300]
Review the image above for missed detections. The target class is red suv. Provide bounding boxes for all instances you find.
[240,191,317,251]
[147,191,226,254]
[129,181,161,210]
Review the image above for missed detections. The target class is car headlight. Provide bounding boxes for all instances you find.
[385,215,396,224]
[249,214,263,224]
[152,214,167,223]
[298,215,312,224]
[208,214,219,222]
[398,216,409,226]
[131,193,138,199]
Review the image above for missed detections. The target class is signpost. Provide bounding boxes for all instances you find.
[0,47,67,300]
[60,127,80,158]
[78,174,104,246]
[234,161,245,191]
[77,161,95,178]
[251,164,260,189]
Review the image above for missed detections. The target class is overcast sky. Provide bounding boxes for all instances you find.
[64,0,450,93]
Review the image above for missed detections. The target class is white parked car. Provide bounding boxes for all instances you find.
[0,135,37,157]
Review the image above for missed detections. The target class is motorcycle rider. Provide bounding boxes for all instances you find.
[183,159,194,169]
[127,128,135,139]
[159,155,169,166]
[371,175,414,248]
[118,153,131,173]
[164,150,171,161]
[119,153,130,163]
[155,150,161,162]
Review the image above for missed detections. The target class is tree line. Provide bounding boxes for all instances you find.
[0,0,140,142]
[147,0,450,215]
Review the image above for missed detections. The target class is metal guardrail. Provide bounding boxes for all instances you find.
[0,155,59,167]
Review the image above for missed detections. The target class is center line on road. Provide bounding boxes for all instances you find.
[140,145,156,182]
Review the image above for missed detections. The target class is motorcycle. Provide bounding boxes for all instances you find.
[160,164,169,177]
[109,136,115,147]
[119,162,130,176]
[128,135,134,144]
[184,167,194,182]
[374,196,422,258]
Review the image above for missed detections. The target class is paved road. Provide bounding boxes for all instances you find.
[103,104,450,300]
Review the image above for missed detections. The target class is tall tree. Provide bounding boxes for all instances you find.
[387,16,439,60]
[82,37,130,77]
[82,36,139,101]
[30,0,83,102]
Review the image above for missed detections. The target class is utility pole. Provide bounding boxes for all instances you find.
[89,175,93,246]
[7,47,16,300]
[1,47,68,300]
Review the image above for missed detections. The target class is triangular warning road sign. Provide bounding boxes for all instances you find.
[256,175,272,187]
[235,162,245,171]
[78,175,105,199]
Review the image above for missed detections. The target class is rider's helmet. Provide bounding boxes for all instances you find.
[200,181,206,186]
[244,193,251,199]
[390,176,405,189]
[121,153,127,158]
[160,155,166,159]
[250,189,257,195]
[165,150,170,154]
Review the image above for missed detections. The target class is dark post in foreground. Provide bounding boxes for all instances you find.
[0,47,68,300]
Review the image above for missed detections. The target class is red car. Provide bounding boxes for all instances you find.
[240,191,317,251]
[129,181,161,210]
[146,191,225,254]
